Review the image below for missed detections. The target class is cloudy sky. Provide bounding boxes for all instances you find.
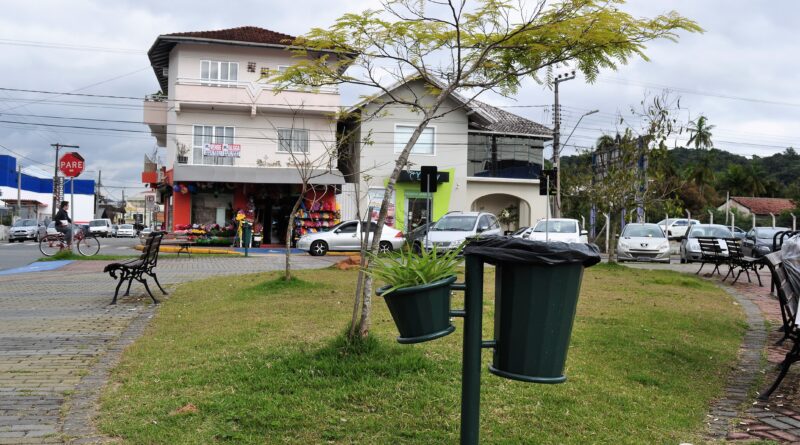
[0,1,797,201]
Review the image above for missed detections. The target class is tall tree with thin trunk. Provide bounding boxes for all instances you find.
[276,0,701,337]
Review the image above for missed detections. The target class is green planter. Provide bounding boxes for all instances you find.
[377,275,457,344]
[489,262,585,383]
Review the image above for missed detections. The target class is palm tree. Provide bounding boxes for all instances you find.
[688,152,715,196]
[687,115,715,150]
[742,164,767,196]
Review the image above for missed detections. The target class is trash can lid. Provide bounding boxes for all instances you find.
[464,236,601,267]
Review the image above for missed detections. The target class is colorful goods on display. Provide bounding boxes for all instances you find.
[293,188,340,241]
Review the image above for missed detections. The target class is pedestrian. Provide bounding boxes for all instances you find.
[54,201,73,247]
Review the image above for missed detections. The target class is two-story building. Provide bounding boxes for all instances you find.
[142,27,346,244]
[338,78,552,233]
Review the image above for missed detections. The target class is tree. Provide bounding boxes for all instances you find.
[277,0,701,337]
[687,115,714,149]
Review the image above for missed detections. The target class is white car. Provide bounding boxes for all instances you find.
[46,221,59,236]
[419,212,502,252]
[88,218,113,237]
[616,223,670,263]
[297,220,404,256]
[657,218,700,239]
[521,218,588,243]
[116,224,136,238]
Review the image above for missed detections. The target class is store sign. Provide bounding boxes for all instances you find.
[398,169,450,183]
[203,143,241,158]
[55,177,65,203]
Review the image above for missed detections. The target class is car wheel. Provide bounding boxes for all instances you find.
[379,241,393,254]
[309,240,328,256]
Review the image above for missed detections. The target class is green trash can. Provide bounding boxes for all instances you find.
[464,237,600,383]
[241,222,252,248]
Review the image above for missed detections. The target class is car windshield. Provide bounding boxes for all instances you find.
[90,220,106,227]
[432,216,477,231]
[48,222,55,228]
[623,225,664,238]
[121,225,133,229]
[533,220,577,233]
[688,225,733,238]
[512,227,529,236]
[754,228,789,239]
[13,219,37,227]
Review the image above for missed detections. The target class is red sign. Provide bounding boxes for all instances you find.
[59,152,85,177]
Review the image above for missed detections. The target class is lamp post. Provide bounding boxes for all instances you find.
[555,109,598,217]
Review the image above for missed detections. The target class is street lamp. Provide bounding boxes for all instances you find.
[555,109,599,217]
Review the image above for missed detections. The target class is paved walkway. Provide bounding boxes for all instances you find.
[0,255,337,444]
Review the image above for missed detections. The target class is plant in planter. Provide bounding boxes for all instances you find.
[368,243,464,344]
[176,142,190,164]
[497,204,519,234]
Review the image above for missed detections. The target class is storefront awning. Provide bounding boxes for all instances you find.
[173,165,345,185]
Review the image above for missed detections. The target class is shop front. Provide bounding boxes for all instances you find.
[388,168,454,233]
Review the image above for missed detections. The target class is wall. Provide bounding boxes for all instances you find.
[357,80,469,220]
[465,178,547,226]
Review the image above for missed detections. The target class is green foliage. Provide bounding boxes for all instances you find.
[366,244,464,294]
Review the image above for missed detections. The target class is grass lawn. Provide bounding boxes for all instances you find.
[98,263,746,444]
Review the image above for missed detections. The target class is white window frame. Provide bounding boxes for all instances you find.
[394,124,436,156]
[200,60,239,85]
[277,128,310,153]
[191,125,236,165]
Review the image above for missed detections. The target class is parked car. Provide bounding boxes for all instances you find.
[742,226,791,258]
[46,221,59,236]
[8,219,42,242]
[406,221,434,247]
[657,218,701,239]
[139,227,153,239]
[88,218,113,237]
[679,224,733,263]
[116,224,136,238]
[297,220,404,256]
[510,226,530,238]
[110,224,119,237]
[418,211,502,253]
[731,226,747,240]
[616,223,670,263]
[523,218,588,243]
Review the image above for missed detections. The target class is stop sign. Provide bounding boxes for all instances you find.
[59,152,85,178]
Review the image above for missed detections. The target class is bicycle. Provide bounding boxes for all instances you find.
[39,225,101,257]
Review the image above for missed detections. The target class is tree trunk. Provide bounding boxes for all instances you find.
[284,186,306,281]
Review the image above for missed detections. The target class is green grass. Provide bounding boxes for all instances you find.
[98,265,745,444]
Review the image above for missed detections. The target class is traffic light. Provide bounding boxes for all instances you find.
[539,169,557,196]
[539,171,549,195]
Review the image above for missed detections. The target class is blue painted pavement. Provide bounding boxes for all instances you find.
[0,260,73,276]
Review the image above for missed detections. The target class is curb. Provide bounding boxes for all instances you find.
[133,245,243,255]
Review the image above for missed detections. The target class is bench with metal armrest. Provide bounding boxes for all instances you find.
[723,238,763,286]
[103,232,168,304]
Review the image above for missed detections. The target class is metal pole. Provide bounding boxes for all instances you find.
[460,255,484,445]
[730,212,735,234]
[725,191,730,224]
[16,164,22,220]
[604,211,610,260]
[545,175,550,243]
[580,215,585,231]
[770,213,776,228]
[70,178,75,249]
[425,175,431,249]
[708,210,713,225]
[752,213,757,230]
[685,209,691,221]
[792,213,796,231]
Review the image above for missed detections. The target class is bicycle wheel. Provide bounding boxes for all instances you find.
[78,236,101,257]
[39,235,63,257]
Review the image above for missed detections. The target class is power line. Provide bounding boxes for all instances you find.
[0,38,142,54]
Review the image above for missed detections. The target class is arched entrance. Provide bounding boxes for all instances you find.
[470,193,531,233]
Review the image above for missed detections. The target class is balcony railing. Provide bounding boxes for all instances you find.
[175,77,339,95]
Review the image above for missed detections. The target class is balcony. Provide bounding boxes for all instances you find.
[172,78,339,115]
[467,133,544,180]
[143,95,168,147]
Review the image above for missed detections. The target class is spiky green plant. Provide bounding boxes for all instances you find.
[366,243,464,295]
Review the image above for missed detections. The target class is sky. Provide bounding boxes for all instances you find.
[0,1,797,202]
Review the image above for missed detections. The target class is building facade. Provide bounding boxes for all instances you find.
[339,79,552,233]
[0,155,95,225]
[142,27,345,243]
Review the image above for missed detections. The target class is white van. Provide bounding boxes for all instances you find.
[89,218,113,237]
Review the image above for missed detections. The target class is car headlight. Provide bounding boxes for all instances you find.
[619,242,629,249]
[757,245,770,252]
[658,242,670,252]
[688,239,700,251]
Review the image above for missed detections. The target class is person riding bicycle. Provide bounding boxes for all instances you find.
[54,201,73,246]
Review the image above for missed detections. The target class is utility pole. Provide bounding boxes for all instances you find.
[552,70,576,218]
[16,163,22,220]
[95,170,102,218]
[51,143,79,218]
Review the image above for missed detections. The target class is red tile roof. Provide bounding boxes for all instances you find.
[731,197,796,215]
[164,26,295,46]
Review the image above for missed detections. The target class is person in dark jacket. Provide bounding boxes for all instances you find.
[54,201,73,246]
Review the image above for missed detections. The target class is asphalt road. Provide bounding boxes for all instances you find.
[0,236,142,271]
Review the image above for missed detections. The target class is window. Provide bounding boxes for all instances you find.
[336,222,358,234]
[395,125,435,155]
[277,129,309,153]
[200,60,238,84]
[192,125,235,165]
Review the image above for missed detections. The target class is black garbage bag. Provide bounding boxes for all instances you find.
[464,236,602,267]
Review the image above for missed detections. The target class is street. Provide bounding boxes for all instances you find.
[0,236,142,271]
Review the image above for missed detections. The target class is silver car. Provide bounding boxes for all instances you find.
[616,223,670,263]
[297,220,404,256]
[9,219,41,242]
[419,212,502,252]
[679,224,733,263]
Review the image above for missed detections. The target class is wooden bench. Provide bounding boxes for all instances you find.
[695,237,727,276]
[103,232,168,304]
[759,251,800,400]
[160,239,195,256]
[723,237,763,286]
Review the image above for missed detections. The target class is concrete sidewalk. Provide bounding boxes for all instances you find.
[0,255,337,444]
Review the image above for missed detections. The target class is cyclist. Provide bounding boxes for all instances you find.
[54,201,73,247]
